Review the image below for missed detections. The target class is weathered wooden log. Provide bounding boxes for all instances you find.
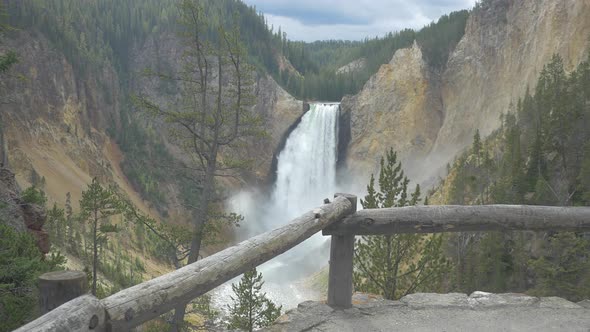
[327,194,357,309]
[38,270,88,315]
[323,205,590,235]
[14,295,106,332]
[102,195,355,331]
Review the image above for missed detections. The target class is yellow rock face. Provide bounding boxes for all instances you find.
[343,42,442,182]
[433,0,590,163]
[344,0,590,185]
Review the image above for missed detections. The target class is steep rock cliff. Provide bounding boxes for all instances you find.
[341,42,442,180]
[1,31,121,206]
[433,0,590,161]
[0,167,49,253]
[343,0,590,184]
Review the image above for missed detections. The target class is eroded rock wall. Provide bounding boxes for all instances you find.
[342,42,442,181]
[343,0,590,185]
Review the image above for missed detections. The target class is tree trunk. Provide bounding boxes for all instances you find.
[171,171,214,332]
[92,213,98,296]
[0,118,7,167]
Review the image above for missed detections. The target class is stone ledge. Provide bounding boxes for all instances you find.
[264,292,590,332]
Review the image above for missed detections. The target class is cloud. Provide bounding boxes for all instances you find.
[242,0,477,41]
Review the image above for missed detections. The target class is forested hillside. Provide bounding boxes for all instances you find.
[5,1,470,102]
[430,53,590,299]
[278,10,469,101]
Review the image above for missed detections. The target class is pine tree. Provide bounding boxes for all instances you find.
[0,224,65,331]
[133,2,264,328]
[529,233,590,301]
[353,148,450,300]
[47,204,66,246]
[65,192,75,252]
[472,129,482,165]
[79,178,123,296]
[227,268,282,332]
[577,143,590,205]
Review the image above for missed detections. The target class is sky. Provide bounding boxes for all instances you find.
[242,0,477,42]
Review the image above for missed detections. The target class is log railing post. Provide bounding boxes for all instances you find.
[327,193,357,309]
[38,270,88,314]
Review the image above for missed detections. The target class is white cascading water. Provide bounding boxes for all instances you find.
[267,102,339,230]
[213,103,341,311]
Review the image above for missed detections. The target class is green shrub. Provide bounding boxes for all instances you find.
[0,224,66,331]
[21,186,47,206]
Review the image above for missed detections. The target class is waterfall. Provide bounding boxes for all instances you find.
[214,103,341,311]
[270,103,340,227]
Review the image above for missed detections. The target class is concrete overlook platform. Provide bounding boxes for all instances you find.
[265,292,590,332]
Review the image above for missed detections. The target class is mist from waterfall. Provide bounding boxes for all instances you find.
[214,103,341,310]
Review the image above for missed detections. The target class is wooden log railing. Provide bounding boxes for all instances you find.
[15,194,356,332]
[322,204,590,308]
[14,199,590,331]
[323,205,590,235]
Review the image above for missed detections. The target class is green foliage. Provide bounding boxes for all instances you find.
[80,178,125,295]
[471,129,483,166]
[115,105,174,212]
[0,3,18,76]
[0,50,17,73]
[529,233,590,301]
[47,204,66,246]
[416,10,470,69]
[134,0,258,270]
[21,186,47,207]
[439,52,590,300]
[354,148,450,300]
[227,268,282,332]
[0,224,66,332]
[577,143,590,204]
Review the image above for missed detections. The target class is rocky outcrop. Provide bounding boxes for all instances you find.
[432,0,590,164]
[336,58,367,75]
[0,30,119,206]
[1,31,120,135]
[266,292,590,332]
[341,42,442,181]
[251,75,305,182]
[343,0,590,184]
[0,168,49,253]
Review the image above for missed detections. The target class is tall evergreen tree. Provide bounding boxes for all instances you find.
[353,148,450,300]
[529,232,590,301]
[133,1,264,328]
[79,178,123,296]
[576,143,590,205]
[472,129,482,165]
[0,3,17,166]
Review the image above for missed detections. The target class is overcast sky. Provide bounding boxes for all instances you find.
[242,0,477,42]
